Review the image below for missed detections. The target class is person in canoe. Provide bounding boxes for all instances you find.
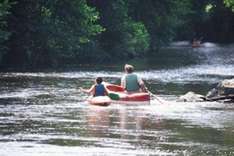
[80,77,108,96]
[121,64,147,93]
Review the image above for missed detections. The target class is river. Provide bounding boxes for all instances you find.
[0,42,234,156]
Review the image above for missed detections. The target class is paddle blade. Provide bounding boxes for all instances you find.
[108,93,120,100]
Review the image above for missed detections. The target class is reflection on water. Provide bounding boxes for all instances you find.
[0,43,234,155]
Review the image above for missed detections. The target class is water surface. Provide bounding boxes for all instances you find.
[0,42,234,156]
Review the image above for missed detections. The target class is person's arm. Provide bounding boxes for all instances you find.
[137,76,147,92]
[121,76,126,89]
[80,85,95,95]
[104,86,108,96]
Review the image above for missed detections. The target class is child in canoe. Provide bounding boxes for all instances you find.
[80,77,108,97]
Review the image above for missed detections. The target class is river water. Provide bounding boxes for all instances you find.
[0,42,234,156]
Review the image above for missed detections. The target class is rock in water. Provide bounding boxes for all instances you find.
[206,79,234,101]
[178,91,205,102]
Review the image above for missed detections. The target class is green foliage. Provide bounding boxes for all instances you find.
[0,0,12,61]
[205,4,214,13]
[42,0,104,65]
[92,0,150,59]
[0,0,233,69]
[128,0,192,50]
[6,0,104,67]
[175,0,211,40]
[224,0,234,11]
[123,21,150,56]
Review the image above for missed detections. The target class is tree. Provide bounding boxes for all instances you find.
[0,0,12,62]
[5,0,104,68]
[186,0,234,43]
[1,0,233,69]
[174,0,234,43]
[224,0,234,11]
[128,0,192,51]
[90,0,150,59]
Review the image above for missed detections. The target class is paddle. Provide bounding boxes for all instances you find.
[146,89,166,104]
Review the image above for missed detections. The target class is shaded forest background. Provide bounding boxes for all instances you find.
[0,0,234,69]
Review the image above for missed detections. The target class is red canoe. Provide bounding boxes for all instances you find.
[104,83,150,104]
[88,96,111,106]
[87,96,111,106]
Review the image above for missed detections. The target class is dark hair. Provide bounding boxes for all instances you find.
[96,77,103,84]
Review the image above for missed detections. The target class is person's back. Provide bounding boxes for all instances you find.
[121,64,147,93]
[80,77,107,96]
[94,83,105,96]
[124,73,140,92]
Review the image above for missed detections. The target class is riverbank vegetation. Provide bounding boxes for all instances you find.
[0,0,234,69]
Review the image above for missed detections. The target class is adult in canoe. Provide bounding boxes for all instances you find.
[80,77,108,96]
[121,64,147,93]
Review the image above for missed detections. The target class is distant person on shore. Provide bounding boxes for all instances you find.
[80,77,108,97]
[121,64,147,93]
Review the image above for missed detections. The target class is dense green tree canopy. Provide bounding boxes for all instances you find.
[5,0,104,68]
[0,0,12,61]
[224,0,234,11]
[89,0,150,58]
[0,0,233,69]
[128,0,193,49]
